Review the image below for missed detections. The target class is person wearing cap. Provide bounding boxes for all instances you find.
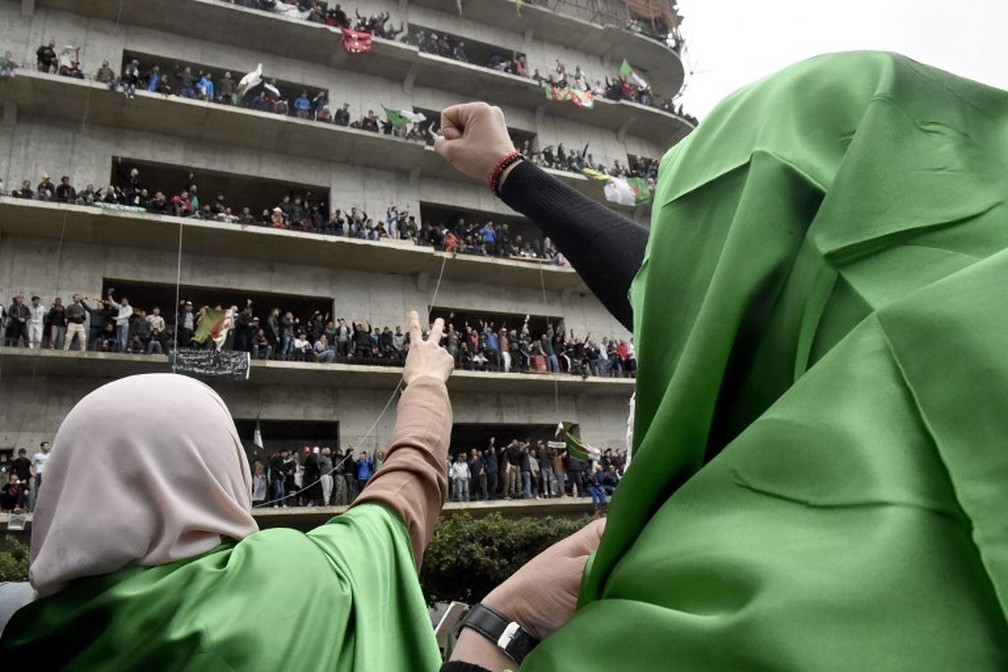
[36,174,54,201]
[270,207,286,228]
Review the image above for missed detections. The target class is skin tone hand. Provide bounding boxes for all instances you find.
[434,103,519,187]
[402,310,454,385]
[450,518,607,671]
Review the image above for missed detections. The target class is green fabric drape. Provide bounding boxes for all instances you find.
[529,52,1008,669]
[0,504,441,671]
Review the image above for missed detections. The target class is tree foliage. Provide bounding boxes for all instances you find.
[420,513,595,606]
[0,535,29,582]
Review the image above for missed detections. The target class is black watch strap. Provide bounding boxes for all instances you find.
[457,603,539,665]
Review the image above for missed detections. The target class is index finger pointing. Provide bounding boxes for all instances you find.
[408,310,421,345]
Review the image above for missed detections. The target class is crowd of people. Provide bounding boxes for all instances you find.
[1,166,572,261]
[0,442,49,513]
[519,141,660,185]
[218,0,696,120]
[0,291,637,377]
[257,445,386,508]
[448,438,626,511]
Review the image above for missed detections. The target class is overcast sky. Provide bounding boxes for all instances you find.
[676,0,1006,118]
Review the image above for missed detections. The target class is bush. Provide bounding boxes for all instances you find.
[0,535,30,582]
[420,513,595,605]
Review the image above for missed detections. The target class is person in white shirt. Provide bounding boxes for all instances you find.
[31,440,51,509]
[107,289,133,353]
[27,296,45,349]
[449,452,471,502]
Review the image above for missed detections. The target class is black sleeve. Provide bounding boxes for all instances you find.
[498,161,648,331]
[440,663,493,672]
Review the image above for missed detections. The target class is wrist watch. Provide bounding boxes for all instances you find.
[457,603,539,664]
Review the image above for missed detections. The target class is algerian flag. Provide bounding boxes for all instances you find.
[253,420,264,450]
[570,88,595,109]
[627,176,653,205]
[556,422,600,461]
[603,176,638,206]
[192,308,233,348]
[384,107,425,128]
[618,59,649,89]
[542,83,571,102]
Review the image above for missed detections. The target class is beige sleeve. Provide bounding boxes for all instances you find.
[353,376,451,569]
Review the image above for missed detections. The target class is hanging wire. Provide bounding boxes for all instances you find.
[253,253,450,507]
[0,0,125,455]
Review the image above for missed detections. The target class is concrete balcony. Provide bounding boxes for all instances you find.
[0,348,636,397]
[1,499,598,534]
[33,0,692,146]
[1,70,650,216]
[0,198,597,293]
[405,0,687,95]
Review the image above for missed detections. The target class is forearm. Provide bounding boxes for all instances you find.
[498,161,647,331]
[353,376,451,567]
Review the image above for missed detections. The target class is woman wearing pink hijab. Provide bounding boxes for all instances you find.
[1,310,455,670]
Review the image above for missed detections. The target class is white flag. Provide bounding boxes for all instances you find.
[603,176,637,206]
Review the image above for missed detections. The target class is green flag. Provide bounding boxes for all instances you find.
[618,59,633,78]
[383,107,410,129]
[192,308,232,346]
[542,83,571,102]
[627,176,652,205]
[556,422,600,461]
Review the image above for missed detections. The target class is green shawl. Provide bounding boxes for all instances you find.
[529,52,1008,669]
[0,504,440,670]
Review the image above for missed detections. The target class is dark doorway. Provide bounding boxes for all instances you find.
[450,423,565,455]
[101,279,333,327]
[234,419,341,464]
[110,156,330,223]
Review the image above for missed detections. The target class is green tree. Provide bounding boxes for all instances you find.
[0,535,29,582]
[420,513,595,605]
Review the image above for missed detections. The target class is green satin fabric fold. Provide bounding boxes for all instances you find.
[529,52,1008,669]
[0,504,440,671]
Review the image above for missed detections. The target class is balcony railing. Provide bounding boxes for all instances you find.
[0,198,593,293]
[0,348,635,396]
[1,70,655,217]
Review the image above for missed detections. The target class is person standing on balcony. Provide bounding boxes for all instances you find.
[106,289,132,353]
[26,295,45,349]
[35,40,56,73]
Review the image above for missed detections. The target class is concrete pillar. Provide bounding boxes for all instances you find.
[617,117,633,143]
[403,64,418,95]
[2,100,16,129]
[21,0,34,17]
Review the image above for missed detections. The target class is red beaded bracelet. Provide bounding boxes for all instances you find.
[489,150,523,195]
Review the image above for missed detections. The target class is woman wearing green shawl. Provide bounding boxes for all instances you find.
[0,311,455,670]
[438,52,1008,669]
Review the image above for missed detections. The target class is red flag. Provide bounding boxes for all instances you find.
[341,28,372,54]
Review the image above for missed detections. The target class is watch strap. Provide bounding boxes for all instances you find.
[458,603,539,664]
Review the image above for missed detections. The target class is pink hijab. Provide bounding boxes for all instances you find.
[30,374,259,598]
